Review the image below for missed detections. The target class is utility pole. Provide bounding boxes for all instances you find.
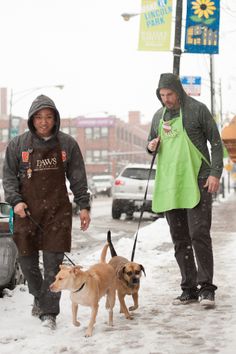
[219,79,223,128]
[8,89,14,141]
[173,0,183,76]
[209,54,215,118]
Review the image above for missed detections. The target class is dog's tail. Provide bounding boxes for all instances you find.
[100,242,109,263]
[107,230,117,258]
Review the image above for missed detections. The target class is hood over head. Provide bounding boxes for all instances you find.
[156,73,186,106]
[28,95,60,137]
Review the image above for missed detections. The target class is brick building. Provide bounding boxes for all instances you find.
[0,111,151,178]
[60,111,151,177]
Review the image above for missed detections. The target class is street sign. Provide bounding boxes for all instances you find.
[180,76,201,96]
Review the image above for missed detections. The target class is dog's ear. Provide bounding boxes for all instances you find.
[139,264,146,277]
[117,266,125,279]
[73,265,83,275]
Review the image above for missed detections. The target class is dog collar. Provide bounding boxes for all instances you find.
[73,282,85,293]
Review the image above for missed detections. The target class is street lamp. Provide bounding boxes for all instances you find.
[121,13,140,21]
[8,84,64,140]
[121,0,183,75]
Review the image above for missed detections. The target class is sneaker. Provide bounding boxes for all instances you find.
[199,289,215,308]
[40,314,56,330]
[172,288,199,305]
[31,298,41,317]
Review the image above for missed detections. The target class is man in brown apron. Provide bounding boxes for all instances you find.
[3,95,91,329]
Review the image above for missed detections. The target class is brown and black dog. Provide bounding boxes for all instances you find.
[105,231,146,320]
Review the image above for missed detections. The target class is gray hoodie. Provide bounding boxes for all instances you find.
[148,73,223,179]
[3,95,90,209]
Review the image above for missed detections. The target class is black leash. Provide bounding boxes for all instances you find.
[24,208,76,266]
[130,144,159,262]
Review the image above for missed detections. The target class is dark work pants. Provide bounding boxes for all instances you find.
[19,251,64,316]
[165,179,216,291]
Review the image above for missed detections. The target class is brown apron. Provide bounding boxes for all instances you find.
[14,140,72,256]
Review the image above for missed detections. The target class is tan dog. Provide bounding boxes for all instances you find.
[50,244,116,337]
[106,231,146,320]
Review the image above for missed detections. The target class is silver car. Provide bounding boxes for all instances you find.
[92,175,114,197]
[111,163,160,219]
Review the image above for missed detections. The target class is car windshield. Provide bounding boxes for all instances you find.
[121,168,156,180]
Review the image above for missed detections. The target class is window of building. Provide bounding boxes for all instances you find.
[101,127,108,137]
[85,127,93,139]
[85,149,109,163]
[86,150,92,163]
[70,127,77,139]
[93,127,100,139]
[0,150,5,158]
[85,126,108,140]
[101,150,108,161]
[93,150,100,162]
[0,128,8,142]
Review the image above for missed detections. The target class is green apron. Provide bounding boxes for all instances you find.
[152,109,210,213]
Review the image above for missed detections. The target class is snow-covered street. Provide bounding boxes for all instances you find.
[0,191,235,354]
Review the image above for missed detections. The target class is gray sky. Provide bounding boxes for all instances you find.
[0,0,236,123]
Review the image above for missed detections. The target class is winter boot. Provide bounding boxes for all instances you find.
[172,288,199,305]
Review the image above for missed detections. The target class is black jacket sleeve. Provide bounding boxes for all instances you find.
[65,141,91,211]
[3,138,23,207]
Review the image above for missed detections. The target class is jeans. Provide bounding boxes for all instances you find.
[19,250,64,316]
[165,179,216,290]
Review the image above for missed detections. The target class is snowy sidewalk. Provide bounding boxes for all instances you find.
[0,192,236,354]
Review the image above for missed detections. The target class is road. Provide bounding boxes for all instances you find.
[71,196,158,257]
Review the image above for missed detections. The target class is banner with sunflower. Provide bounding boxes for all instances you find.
[184,0,220,54]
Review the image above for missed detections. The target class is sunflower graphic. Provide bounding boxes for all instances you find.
[191,0,216,24]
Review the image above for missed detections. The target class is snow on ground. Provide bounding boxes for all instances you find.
[0,192,236,354]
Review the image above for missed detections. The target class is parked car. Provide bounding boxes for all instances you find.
[88,179,97,198]
[66,180,93,215]
[92,175,114,197]
[112,163,163,219]
[0,179,4,202]
[0,202,25,296]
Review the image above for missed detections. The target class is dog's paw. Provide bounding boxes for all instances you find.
[126,314,134,320]
[85,329,93,337]
[129,305,138,311]
[73,320,81,327]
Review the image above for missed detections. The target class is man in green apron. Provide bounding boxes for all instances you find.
[3,95,91,329]
[147,73,223,308]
